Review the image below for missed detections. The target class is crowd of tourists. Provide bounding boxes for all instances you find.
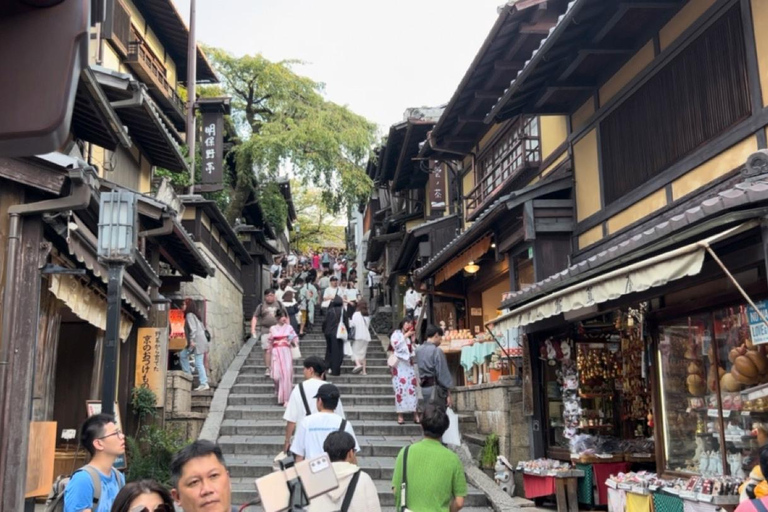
[59,348,467,512]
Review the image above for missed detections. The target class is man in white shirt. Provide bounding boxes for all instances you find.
[290,384,359,461]
[403,283,422,318]
[321,276,342,309]
[283,357,345,453]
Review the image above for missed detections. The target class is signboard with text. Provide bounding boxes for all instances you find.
[747,300,768,345]
[135,327,168,406]
[200,110,224,191]
[428,163,447,212]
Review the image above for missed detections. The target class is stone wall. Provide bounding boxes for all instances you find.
[453,378,531,493]
[165,371,206,440]
[178,244,245,385]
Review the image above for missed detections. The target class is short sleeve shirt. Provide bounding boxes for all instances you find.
[254,302,285,335]
[392,439,467,512]
[64,466,124,512]
[290,412,359,460]
[284,379,346,424]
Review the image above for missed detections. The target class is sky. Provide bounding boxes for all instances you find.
[172,0,507,134]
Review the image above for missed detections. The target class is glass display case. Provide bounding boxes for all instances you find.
[658,303,768,477]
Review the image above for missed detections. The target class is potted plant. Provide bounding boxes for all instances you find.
[480,432,500,477]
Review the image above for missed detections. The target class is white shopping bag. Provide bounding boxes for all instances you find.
[442,407,461,446]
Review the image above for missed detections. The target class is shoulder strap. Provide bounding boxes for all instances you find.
[339,419,347,432]
[80,465,102,504]
[340,470,362,512]
[400,445,410,511]
[299,383,311,416]
[753,499,768,512]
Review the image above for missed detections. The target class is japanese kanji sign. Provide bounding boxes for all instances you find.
[134,327,168,407]
[200,110,224,191]
[428,163,447,212]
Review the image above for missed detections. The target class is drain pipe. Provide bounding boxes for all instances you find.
[0,167,95,463]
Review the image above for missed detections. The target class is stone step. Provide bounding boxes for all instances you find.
[242,365,393,376]
[220,419,424,437]
[236,373,393,384]
[223,405,401,422]
[245,357,391,367]
[218,435,421,457]
[232,383,396,396]
[230,478,491,509]
[228,394,397,407]
[226,454,394,480]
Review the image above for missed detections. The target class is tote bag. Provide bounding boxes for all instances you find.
[336,313,349,341]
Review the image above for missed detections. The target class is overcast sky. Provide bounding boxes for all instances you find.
[173,0,506,135]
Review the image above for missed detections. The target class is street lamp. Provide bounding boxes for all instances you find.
[97,190,137,415]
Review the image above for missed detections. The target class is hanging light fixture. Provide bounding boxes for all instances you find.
[464,260,480,274]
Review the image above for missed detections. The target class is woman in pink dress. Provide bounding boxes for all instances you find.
[269,310,299,406]
[312,251,320,270]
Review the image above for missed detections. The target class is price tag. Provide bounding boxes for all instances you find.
[707,409,721,417]
[679,491,698,501]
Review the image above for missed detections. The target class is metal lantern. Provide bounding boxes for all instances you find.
[98,190,137,264]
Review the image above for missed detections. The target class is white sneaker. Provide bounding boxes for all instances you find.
[194,384,210,391]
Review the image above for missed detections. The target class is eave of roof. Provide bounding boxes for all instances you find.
[427,0,563,157]
[93,67,189,172]
[132,0,218,84]
[392,215,460,273]
[500,179,768,310]
[486,0,683,122]
[180,195,253,264]
[72,68,132,151]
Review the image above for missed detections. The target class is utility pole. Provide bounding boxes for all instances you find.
[187,0,197,194]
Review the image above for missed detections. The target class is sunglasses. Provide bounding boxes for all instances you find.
[129,505,172,512]
[98,429,124,440]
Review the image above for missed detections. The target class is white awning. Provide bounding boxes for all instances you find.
[486,221,757,331]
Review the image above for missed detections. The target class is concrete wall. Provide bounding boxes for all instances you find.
[453,379,531,493]
[179,244,245,385]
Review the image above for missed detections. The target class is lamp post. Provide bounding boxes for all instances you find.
[97,190,137,415]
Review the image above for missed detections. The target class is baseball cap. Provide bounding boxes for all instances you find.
[314,383,340,399]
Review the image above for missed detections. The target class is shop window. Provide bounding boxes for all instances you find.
[658,303,768,477]
[600,5,750,205]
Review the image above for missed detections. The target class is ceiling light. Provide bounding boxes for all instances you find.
[464,261,480,274]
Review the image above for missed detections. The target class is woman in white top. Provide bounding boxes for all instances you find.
[350,299,372,375]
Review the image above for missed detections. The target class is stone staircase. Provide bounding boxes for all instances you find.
[216,326,492,511]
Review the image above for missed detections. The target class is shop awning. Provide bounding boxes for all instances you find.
[486,221,757,330]
[436,234,492,286]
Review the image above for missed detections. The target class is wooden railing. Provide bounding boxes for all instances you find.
[127,40,185,116]
[465,116,541,218]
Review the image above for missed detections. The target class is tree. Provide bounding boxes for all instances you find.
[204,47,378,229]
[289,180,346,253]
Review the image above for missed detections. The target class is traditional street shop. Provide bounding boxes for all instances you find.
[490,181,768,510]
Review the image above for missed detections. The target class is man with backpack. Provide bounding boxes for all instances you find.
[283,357,345,453]
[61,413,125,511]
[290,384,359,461]
[251,289,288,376]
[307,431,381,512]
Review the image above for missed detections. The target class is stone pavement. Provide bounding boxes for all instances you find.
[202,323,493,511]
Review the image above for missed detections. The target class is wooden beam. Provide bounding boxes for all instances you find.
[558,48,635,81]
[593,5,632,43]
[0,215,44,512]
[458,116,486,124]
[494,61,524,72]
[475,90,500,100]
[534,85,594,109]
[0,158,66,195]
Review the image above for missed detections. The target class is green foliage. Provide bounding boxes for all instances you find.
[257,182,289,232]
[131,387,157,421]
[290,180,345,252]
[204,47,378,223]
[125,425,188,485]
[480,433,500,468]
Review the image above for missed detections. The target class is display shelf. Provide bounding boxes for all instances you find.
[741,382,768,401]
[579,424,614,430]
[625,454,656,463]
[579,392,614,399]
[570,453,624,463]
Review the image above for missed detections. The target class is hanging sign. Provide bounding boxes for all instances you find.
[134,327,167,407]
[200,110,224,191]
[428,163,447,212]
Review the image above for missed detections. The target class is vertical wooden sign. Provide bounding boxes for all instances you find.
[135,327,168,407]
[428,162,447,212]
[200,110,224,191]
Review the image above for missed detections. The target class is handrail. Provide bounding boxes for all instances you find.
[127,40,185,114]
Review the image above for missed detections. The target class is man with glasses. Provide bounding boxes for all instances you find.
[64,413,126,511]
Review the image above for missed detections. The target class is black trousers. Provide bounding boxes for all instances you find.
[325,334,344,376]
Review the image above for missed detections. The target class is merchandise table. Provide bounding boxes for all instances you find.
[521,469,584,512]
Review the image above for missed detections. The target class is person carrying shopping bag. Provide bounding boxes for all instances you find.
[180,298,210,391]
[323,295,349,376]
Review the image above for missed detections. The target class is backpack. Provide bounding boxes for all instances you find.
[45,465,108,512]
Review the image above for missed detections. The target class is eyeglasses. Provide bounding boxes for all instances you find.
[98,429,124,440]
[129,505,172,512]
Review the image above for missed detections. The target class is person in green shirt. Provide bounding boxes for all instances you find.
[392,405,467,512]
